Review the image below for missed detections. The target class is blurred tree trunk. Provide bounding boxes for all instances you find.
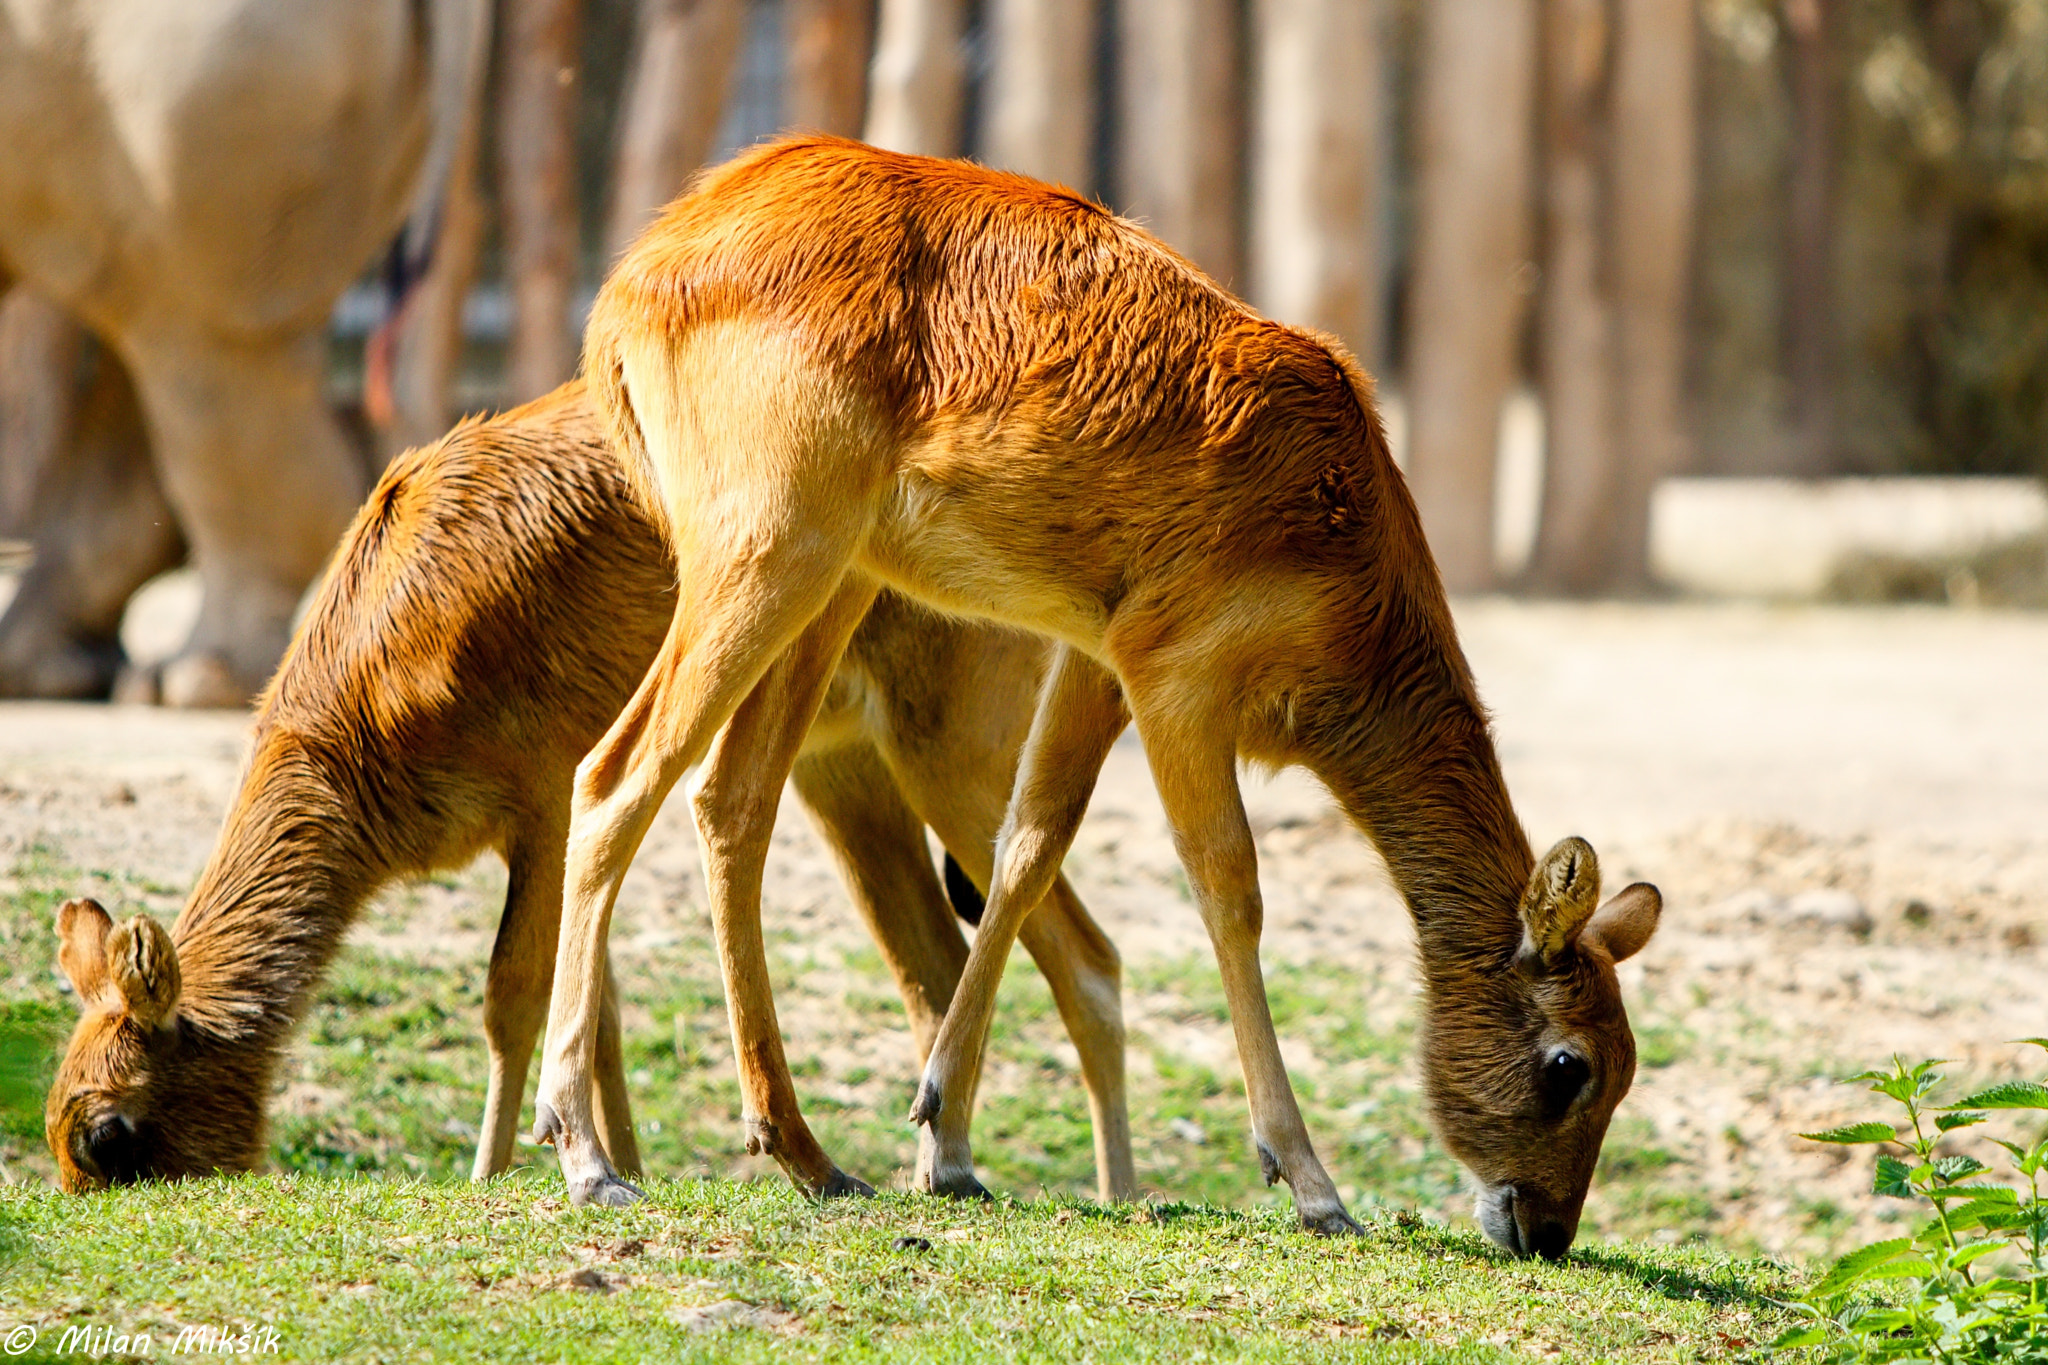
[866,0,968,155]
[1118,0,1242,287]
[606,0,746,262]
[985,0,1096,188]
[1405,0,1537,593]
[1250,0,1383,367]
[380,80,488,455]
[498,0,585,404]
[1607,0,1695,588]
[1525,0,1617,593]
[1525,0,1697,593]
[0,288,84,537]
[788,0,874,137]
[1782,0,1837,474]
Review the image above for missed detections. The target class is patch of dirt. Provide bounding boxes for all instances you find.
[6,600,2046,1261]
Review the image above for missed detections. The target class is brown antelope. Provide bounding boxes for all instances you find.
[46,381,1134,1201]
[531,135,1661,1259]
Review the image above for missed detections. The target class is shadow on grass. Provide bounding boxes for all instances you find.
[1566,1242,1798,1308]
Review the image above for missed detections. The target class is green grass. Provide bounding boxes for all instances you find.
[1,849,1811,1357]
[0,1179,1796,1362]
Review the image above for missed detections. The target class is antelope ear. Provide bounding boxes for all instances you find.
[106,915,181,1029]
[1584,883,1661,963]
[56,898,115,1005]
[1518,837,1603,964]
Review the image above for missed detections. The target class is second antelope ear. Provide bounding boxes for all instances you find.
[1518,837,1603,965]
[1585,883,1662,963]
[56,898,115,1006]
[106,916,181,1030]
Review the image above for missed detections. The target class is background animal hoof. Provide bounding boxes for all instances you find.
[570,1175,645,1208]
[159,652,251,709]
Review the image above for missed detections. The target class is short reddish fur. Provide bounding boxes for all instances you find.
[47,382,1134,1199]
[548,136,1659,1252]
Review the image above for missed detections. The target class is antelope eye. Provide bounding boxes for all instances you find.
[1540,1049,1591,1117]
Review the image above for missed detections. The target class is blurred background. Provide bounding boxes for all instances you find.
[2,0,2047,707]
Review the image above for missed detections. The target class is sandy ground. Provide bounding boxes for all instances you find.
[4,584,2045,1257]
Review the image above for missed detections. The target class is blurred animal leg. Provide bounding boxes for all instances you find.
[123,329,364,707]
[0,324,184,699]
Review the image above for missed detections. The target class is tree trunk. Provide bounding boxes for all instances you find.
[606,0,746,262]
[498,0,585,404]
[1117,0,1243,287]
[1607,0,1696,588]
[0,288,84,537]
[985,0,1096,188]
[1782,0,1836,474]
[1405,0,1538,593]
[1524,0,1618,594]
[787,0,874,138]
[1249,0,1383,366]
[866,0,968,156]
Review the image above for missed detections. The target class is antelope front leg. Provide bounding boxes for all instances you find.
[910,647,1127,1197]
[1138,713,1359,1236]
[690,578,880,1198]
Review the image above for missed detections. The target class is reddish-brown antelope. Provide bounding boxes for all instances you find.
[532,136,1661,1259]
[46,381,1133,1201]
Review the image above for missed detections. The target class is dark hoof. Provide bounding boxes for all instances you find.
[569,1174,645,1208]
[815,1168,875,1200]
[1301,1205,1364,1237]
[922,1170,992,1202]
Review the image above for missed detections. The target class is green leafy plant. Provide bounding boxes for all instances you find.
[1773,1043,2048,1361]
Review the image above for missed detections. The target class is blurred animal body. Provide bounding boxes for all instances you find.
[0,0,487,706]
[46,382,1132,1200]
[535,135,1661,1258]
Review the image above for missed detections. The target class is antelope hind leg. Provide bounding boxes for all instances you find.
[1134,700,1358,1236]
[689,575,881,1198]
[911,647,1128,1198]
[533,530,870,1206]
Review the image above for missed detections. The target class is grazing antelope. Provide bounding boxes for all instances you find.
[532,135,1661,1259]
[46,381,1133,1201]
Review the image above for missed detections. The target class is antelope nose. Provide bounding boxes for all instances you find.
[1529,1220,1572,1261]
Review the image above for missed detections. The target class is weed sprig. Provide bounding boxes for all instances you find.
[1774,1042,2048,1361]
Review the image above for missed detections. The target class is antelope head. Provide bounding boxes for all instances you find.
[1421,837,1662,1259]
[45,898,263,1192]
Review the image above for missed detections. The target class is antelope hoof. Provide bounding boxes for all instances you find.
[921,1169,991,1201]
[814,1168,875,1200]
[570,1173,646,1208]
[1299,1204,1364,1238]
